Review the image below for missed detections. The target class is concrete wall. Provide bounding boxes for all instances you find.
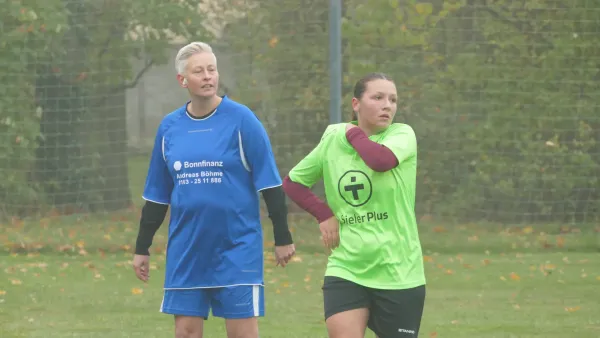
[125,43,237,152]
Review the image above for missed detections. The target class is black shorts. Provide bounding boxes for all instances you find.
[322,276,426,338]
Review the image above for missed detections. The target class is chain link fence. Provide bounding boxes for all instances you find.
[2,0,599,232]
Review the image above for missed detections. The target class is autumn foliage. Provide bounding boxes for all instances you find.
[220,0,600,225]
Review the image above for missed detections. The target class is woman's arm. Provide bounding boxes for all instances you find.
[135,200,169,255]
[261,186,293,245]
[283,125,338,221]
[346,127,399,172]
[282,176,334,223]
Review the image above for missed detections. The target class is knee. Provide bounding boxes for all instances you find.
[175,324,201,338]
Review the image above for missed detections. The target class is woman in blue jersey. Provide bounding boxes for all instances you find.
[283,73,427,338]
[131,41,296,338]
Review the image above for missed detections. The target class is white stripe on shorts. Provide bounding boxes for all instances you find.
[252,285,260,316]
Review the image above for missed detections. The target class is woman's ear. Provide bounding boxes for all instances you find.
[351,97,360,115]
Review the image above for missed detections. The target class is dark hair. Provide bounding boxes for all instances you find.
[350,72,395,121]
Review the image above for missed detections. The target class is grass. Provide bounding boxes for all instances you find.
[1,155,599,337]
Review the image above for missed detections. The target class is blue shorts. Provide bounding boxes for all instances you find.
[160,285,265,319]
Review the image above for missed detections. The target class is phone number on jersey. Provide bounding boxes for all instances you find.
[178,177,222,185]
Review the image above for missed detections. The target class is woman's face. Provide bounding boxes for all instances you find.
[352,79,397,131]
[179,52,219,98]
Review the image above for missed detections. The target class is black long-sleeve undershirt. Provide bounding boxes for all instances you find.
[134,185,293,255]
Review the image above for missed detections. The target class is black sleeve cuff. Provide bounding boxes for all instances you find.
[134,200,169,255]
[261,186,293,246]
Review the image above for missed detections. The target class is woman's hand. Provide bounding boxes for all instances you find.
[319,216,340,251]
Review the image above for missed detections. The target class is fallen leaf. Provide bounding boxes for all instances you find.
[0,290,6,295]
[565,306,580,312]
[291,256,302,263]
[556,236,565,248]
[132,287,144,295]
[268,36,279,48]
[510,272,521,281]
[57,245,73,252]
[423,255,433,263]
[10,279,22,285]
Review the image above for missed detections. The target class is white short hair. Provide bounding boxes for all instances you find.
[175,41,214,75]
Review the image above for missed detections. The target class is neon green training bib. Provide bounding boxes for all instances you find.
[288,122,426,289]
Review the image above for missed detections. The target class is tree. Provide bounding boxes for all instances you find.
[221,0,600,224]
[219,0,331,174]
[1,0,213,217]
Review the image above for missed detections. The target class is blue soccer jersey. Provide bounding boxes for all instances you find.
[142,96,282,289]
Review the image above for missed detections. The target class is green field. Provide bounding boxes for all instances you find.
[1,156,599,337]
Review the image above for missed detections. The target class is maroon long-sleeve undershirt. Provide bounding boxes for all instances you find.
[282,176,334,223]
[283,127,399,222]
[345,127,399,172]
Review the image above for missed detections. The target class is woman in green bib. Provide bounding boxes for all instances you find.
[283,73,426,338]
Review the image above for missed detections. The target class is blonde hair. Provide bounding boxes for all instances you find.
[175,41,214,75]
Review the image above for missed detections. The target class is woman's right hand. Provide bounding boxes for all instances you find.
[319,216,340,252]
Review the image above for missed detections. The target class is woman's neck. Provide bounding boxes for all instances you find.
[188,95,222,118]
[357,121,377,137]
